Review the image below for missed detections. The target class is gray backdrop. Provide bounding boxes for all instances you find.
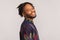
[0,0,60,40]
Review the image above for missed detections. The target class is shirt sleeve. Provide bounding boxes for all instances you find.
[23,25,33,40]
[20,23,33,40]
[20,24,40,40]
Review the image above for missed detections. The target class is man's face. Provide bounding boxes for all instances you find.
[23,4,36,19]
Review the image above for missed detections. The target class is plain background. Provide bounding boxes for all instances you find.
[0,0,60,40]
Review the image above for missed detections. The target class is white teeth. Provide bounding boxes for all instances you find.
[32,13,35,15]
[32,13,35,16]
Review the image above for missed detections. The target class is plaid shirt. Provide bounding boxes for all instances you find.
[19,19,40,40]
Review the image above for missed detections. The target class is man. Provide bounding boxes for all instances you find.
[17,2,40,40]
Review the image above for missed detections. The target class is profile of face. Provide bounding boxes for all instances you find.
[23,4,36,19]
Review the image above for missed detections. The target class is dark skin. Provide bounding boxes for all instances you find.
[22,4,36,22]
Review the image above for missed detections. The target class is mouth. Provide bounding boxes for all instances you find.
[31,12,36,16]
[32,13,35,15]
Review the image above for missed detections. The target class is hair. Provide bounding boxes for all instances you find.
[17,2,34,17]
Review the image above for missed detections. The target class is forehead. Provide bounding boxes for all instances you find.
[24,4,34,9]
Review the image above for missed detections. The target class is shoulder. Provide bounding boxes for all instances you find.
[21,21,33,32]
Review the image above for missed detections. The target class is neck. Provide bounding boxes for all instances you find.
[25,17,33,22]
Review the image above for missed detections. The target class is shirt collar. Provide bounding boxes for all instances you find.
[25,18,34,24]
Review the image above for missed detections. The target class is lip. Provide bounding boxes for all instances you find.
[32,13,35,14]
[31,13,36,16]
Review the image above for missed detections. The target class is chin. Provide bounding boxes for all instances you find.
[26,14,36,19]
[32,14,36,17]
[30,15,36,19]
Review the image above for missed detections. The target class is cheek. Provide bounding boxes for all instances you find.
[26,11,32,14]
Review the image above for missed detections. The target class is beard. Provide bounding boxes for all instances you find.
[25,13,37,19]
